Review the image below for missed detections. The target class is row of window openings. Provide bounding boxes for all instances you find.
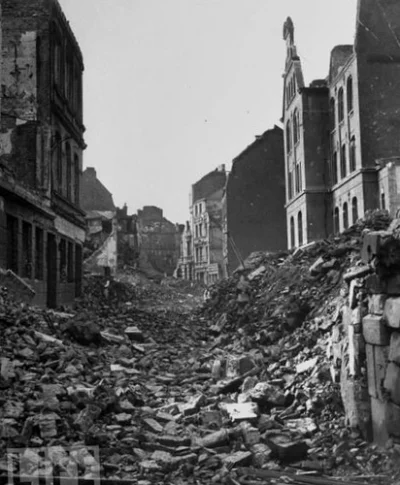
[194,203,204,217]
[195,223,207,238]
[53,134,80,203]
[53,30,83,116]
[195,246,208,263]
[6,215,76,283]
[286,110,300,153]
[287,163,302,200]
[331,138,356,185]
[330,76,353,131]
[289,211,303,248]
[286,74,297,106]
[334,198,358,233]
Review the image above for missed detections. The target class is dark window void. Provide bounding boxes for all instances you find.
[338,87,344,123]
[59,239,67,282]
[298,211,303,246]
[334,207,340,234]
[330,98,336,131]
[381,192,386,211]
[347,76,353,113]
[332,151,338,185]
[35,227,44,280]
[343,202,349,230]
[67,241,74,282]
[350,137,356,172]
[290,217,295,248]
[341,144,347,179]
[286,120,291,153]
[22,221,32,279]
[7,215,19,274]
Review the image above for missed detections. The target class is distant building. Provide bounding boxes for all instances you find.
[190,166,227,284]
[116,204,139,269]
[222,126,286,276]
[176,221,193,280]
[80,167,117,276]
[0,0,86,307]
[136,206,181,276]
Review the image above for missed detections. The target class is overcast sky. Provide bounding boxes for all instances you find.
[59,0,357,223]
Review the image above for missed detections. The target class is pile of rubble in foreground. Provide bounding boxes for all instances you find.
[1,211,400,485]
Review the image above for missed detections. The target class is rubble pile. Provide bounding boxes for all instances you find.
[1,211,400,484]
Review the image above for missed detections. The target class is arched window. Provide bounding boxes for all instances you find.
[347,76,353,113]
[340,144,347,179]
[74,154,80,205]
[329,98,336,131]
[66,143,72,200]
[343,202,349,230]
[352,197,358,224]
[334,207,340,234]
[381,192,386,210]
[338,87,344,123]
[298,211,303,246]
[293,109,299,144]
[332,151,338,185]
[286,120,292,153]
[290,217,295,249]
[350,137,356,172]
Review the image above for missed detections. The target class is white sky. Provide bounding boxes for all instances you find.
[59,0,357,223]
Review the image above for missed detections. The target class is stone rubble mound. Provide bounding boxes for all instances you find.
[1,210,400,485]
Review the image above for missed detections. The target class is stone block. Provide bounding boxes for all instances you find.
[361,232,382,263]
[364,345,388,400]
[365,274,387,294]
[387,275,400,296]
[389,331,400,365]
[368,294,386,316]
[351,307,362,327]
[387,401,400,438]
[344,265,372,282]
[362,315,390,346]
[384,363,400,405]
[349,280,362,309]
[384,298,400,328]
[370,397,389,446]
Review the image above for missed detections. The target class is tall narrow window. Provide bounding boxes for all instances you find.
[338,87,344,123]
[54,132,62,192]
[340,144,347,179]
[350,137,356,172]
[334,207,340,234]
[7,215,19,274]
[22,222,32,279]
[74,154,80,204]
[290,217,295,249]
[286,120,292,153]
[332,151,338,185]
[288,170,293,200]
[381,192,386,210]
[343,202,349,230]
[59,239,67,282]
[66,143,72,200]
[295,165,300,193]
[67,242,74,282]
[35,227,44,281]
[298,162,302,192]
[298,211,303,246]
[352,197,358,224]
[329,98,336,131]
[293,109,299,144]
[347,76,353,113]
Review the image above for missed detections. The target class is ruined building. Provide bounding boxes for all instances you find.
[178,166,227,284]
[116,204,139,269]
[80,167,117,276]
[222,126,286,276]
[283,0,400,249]
[0,0,86,307]
[136,206,181,277]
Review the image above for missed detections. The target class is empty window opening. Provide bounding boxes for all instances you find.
[22,221,33,279]
[35,227,44,280]
[7,215,19,274]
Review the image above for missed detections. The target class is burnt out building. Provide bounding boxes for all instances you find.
[0,0,86,307]
[222,126,286,276]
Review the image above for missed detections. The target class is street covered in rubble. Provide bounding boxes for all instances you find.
[2,211,400,485]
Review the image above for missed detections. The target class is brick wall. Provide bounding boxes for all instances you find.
[225,127,286,275]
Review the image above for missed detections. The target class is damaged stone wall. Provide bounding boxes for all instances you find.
[330,220,400,445]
